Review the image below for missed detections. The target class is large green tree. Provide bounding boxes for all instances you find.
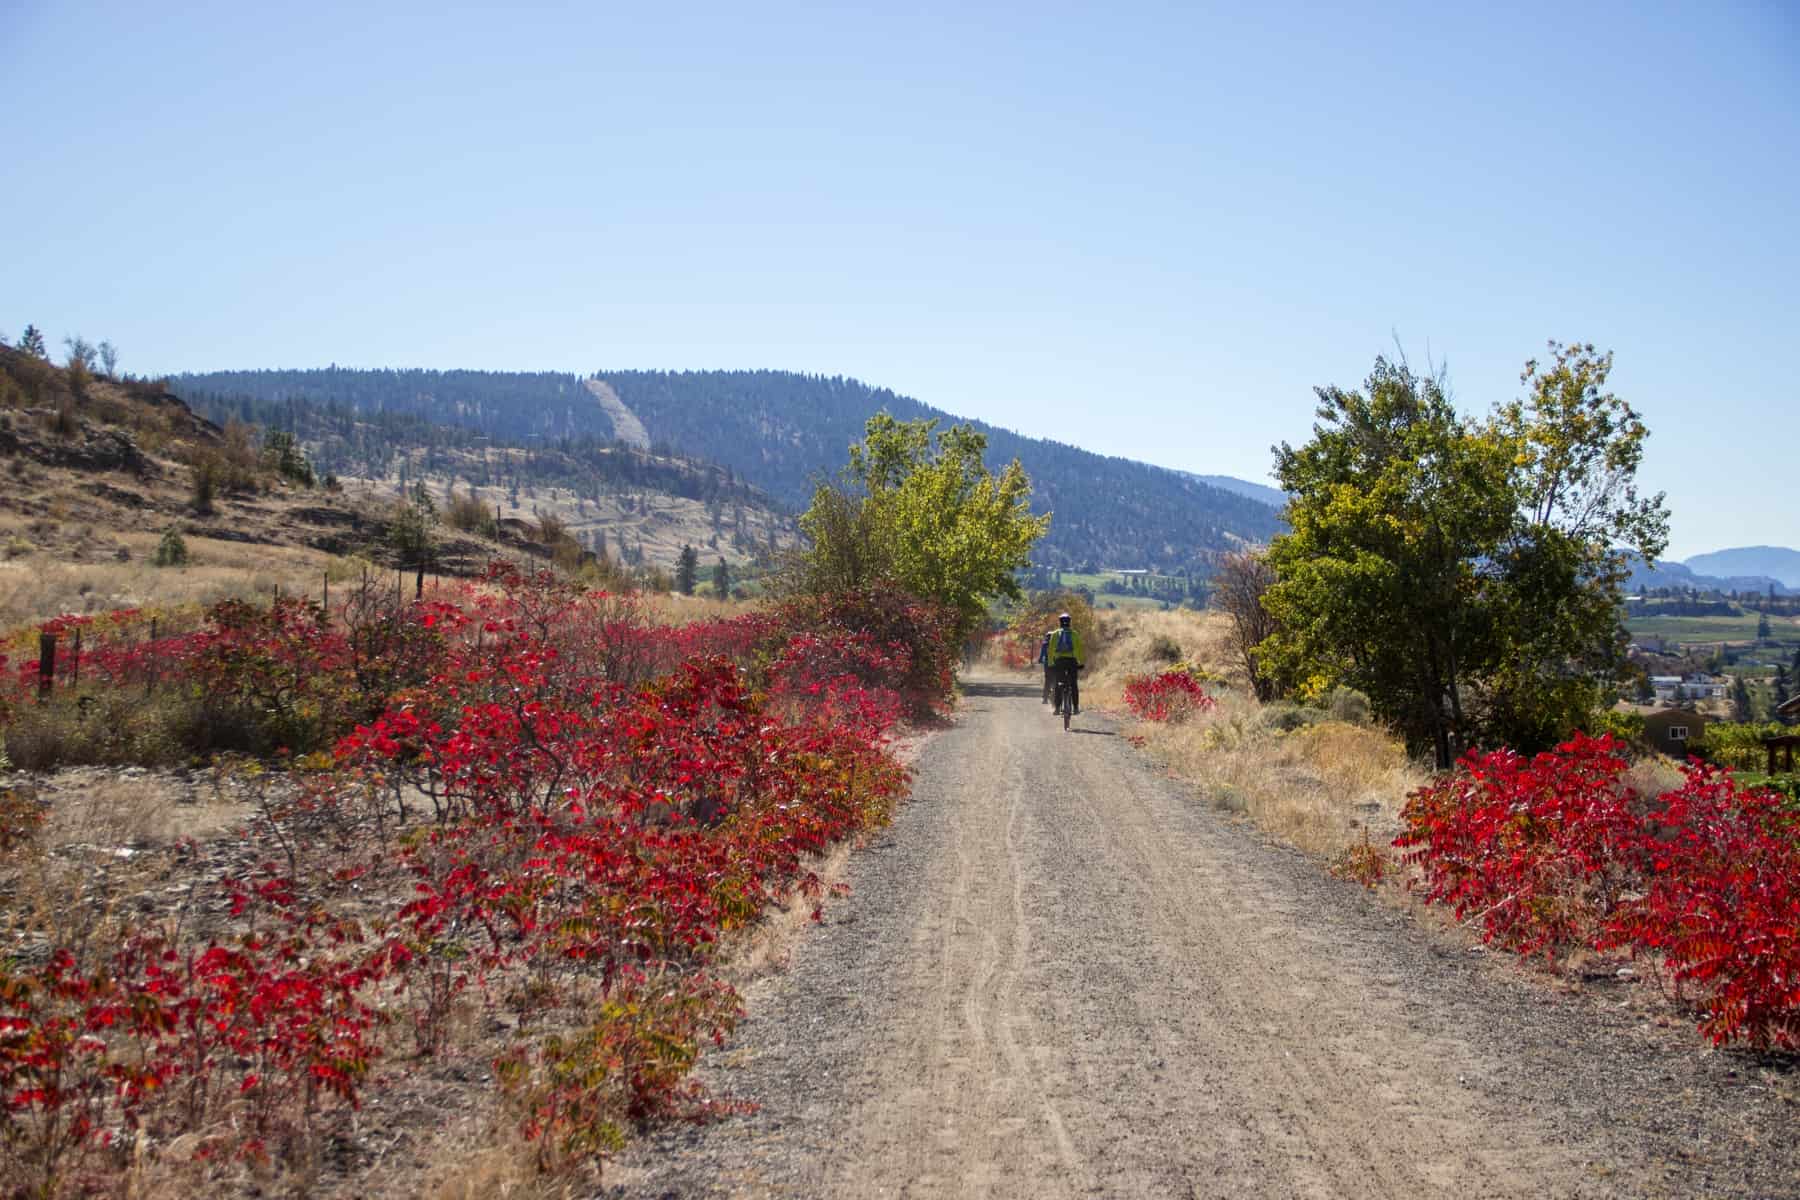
[792,414,1049,638]
[1480,342,1669,748]
[1263,344,1667,767]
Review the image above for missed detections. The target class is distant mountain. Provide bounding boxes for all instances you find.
[1624,558,1790,596]
[174,368,1287,572]
[1683,546,1800,589]
[1181,473,1286,510]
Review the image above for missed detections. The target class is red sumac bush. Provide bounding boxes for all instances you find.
[1397,733,1800,1049]
[1122,671,1215,722]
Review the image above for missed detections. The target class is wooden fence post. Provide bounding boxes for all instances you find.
[69,628,80,690]
[37,633,55,701]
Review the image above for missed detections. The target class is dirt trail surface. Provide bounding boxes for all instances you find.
[610,671,1798,1199]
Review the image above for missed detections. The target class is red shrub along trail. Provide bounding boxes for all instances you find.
[0,569,961,1192]
[609,670,1798,1200]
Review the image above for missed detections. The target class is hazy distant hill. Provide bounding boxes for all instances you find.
[175,368,1286,572]
[1624,557,1790,596]
[1683,546,1800,589]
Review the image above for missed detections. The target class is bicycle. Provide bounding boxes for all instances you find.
[1051,663,1080,731]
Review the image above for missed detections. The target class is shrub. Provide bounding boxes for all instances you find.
[1397,733,1800,1048]
[1601,764,1800,1049]
[153,527,188,567]
[1330,831,1388,888]
[1147,634,1182,664]
[49,397,78,438]
[0,560,952,1190]
[189,459,217,513]
[1324,686,1371,725]
[1395,733,1642,961]
[1263,702,1324,732]
[1122,670,1216,722]
[772,582,959,719]
[444,489,497,537]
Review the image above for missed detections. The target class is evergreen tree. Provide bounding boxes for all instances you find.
[675,544,699,594]
[712,556,731,597]
[1758,611,1772,640]
[1732,675,1753,721]
[17,325,46,358]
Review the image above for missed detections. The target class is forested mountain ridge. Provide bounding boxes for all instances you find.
[173,367,1287,571]
[171,377,800,570]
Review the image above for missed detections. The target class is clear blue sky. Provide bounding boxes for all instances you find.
[3,0,1795,559]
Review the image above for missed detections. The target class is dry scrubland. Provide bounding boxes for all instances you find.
[0,538,353,633]
[1078,607,1429,858]
[333,472,798,580]
[1079,609,1715,864]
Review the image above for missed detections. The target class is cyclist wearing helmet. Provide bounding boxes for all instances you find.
[1046,612,1084,718]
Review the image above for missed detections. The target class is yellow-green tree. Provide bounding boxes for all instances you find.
[794,414,1049,638]
[1262,344,1667,767]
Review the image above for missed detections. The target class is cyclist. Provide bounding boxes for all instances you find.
[1046,612,1084,719]
[1037,629,1055,703]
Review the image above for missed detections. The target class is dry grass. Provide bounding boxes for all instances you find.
[1134,691,1427,857]
[39,773,252,849]
[1091,607,1429,859]
[417,1121,587,1200]
[1082,607,1240,705]
[0,531,344,629]
[0,770,258,970]
[640,589,760,625]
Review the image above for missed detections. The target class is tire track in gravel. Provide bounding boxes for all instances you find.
[606,671,1799,1199]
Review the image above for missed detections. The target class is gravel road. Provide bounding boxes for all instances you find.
[608,672,1798,1199]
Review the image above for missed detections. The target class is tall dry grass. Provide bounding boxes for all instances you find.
[1082,607,1240,706]
[1089,607,1429,858]
[0,533,343,630]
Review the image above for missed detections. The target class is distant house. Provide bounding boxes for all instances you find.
[1780,694,1800,723]
[1631,636,1666,654]
[1644,708,1706,759]
[1650,673,1728,704]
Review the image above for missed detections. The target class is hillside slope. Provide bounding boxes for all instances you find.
[1683,546,1800,589]
[175,367,1286,571]
[0,349,620,627]
[173,376,799,574]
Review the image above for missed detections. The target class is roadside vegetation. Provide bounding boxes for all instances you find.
[1000,339,1800,1057]
[0,390,1043,1195]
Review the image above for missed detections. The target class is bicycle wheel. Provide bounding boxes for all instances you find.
[1063,700,1071,731]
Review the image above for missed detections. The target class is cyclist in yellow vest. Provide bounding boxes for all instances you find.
[1046,612,1084,717]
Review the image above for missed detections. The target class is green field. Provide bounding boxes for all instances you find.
[1626,611,1800,644]
[1041,571,1193,612]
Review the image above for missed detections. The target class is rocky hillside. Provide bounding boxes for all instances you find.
[175,367,1287,572]
[0,349,586,626]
